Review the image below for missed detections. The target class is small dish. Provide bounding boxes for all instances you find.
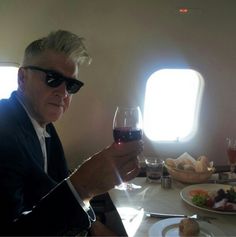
[148,217,225,237]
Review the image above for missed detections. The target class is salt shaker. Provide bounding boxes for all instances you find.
[161,176,172,189]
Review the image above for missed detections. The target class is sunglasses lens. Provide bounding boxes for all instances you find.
[66,80,83,94]
[46,77,63,88]
[45,73,83,94]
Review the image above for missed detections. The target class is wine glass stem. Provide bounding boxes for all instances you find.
[137,152,145,167]
[230,164,235,178]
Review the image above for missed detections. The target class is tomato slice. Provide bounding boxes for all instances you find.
[189,189,209,197]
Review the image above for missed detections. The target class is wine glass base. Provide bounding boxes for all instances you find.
[115,182,141,190]
[229,172,236,179]
[229,165,236,179]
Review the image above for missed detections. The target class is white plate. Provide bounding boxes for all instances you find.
[149,217,225,237]
[180,183,236,214]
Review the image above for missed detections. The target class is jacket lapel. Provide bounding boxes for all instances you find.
[9,93,45,169]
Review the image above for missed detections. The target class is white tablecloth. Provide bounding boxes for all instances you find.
[109,177,236,237]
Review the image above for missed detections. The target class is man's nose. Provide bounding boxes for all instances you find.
[56,82,69,97]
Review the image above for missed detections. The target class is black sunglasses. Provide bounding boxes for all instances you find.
[22,65,84,94]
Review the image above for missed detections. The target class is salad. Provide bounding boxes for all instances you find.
[189,186,236,211]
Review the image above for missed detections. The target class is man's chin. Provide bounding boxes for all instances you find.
[48,112,63,123]
[48,107,64,119]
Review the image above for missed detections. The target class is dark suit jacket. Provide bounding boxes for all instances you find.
[0,92,92,236]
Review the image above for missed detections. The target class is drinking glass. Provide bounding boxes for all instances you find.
[113,106,143,189]
[145,157,163,183]
[226,137,236,178]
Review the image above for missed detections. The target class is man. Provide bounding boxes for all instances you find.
[0,30,142,236]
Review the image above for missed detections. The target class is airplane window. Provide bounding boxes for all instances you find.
[143,69,204,142]
[0,65,18,99]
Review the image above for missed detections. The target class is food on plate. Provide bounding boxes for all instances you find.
[179,218,200,237]
[190,189,210,207]
[189,186,236,211]
[189,189,209,197]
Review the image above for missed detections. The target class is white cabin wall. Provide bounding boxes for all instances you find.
[1,0,236,168]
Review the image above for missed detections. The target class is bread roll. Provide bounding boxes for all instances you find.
[177,161,195,170]
[183,164,195,171]
[165,158,176,168]
[177,162,185,170]
[179,218,200,237]
[195,155,209,172]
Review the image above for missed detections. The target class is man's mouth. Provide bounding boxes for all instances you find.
[49,102,64,108]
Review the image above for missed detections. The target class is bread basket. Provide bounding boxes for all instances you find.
[165,164,215,184]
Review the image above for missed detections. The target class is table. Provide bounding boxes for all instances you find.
[109,177,236,237]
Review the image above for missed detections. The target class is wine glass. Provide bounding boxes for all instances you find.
[226,137,236,178]
[113,106,143,190]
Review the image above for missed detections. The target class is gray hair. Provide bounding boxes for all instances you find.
[21,30,91,78]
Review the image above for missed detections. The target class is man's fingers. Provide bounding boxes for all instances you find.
[112,141,143,157]
[122,167,140,182]
[116,157,140,181]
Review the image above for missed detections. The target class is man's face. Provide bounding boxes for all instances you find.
[18,50,77,126]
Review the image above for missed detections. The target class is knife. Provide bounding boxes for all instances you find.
[146,212,190,218]
[145,212,216,222]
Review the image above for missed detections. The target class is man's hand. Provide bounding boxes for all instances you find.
[89,220,119,236]
[69,140,143,202]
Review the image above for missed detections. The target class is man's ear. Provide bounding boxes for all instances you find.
[17,68,25,91]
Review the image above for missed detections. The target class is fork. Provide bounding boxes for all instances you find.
[145,212,217,223]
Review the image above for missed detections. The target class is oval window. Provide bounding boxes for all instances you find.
[143,69,204,142]
[0,65,18,99]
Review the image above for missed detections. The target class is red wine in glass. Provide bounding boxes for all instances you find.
[226,138,236,178]
[227,147,236,164]
[113,128,142,143]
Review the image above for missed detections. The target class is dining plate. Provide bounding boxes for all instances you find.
[180,183,236,214]
[148,217,225,237]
